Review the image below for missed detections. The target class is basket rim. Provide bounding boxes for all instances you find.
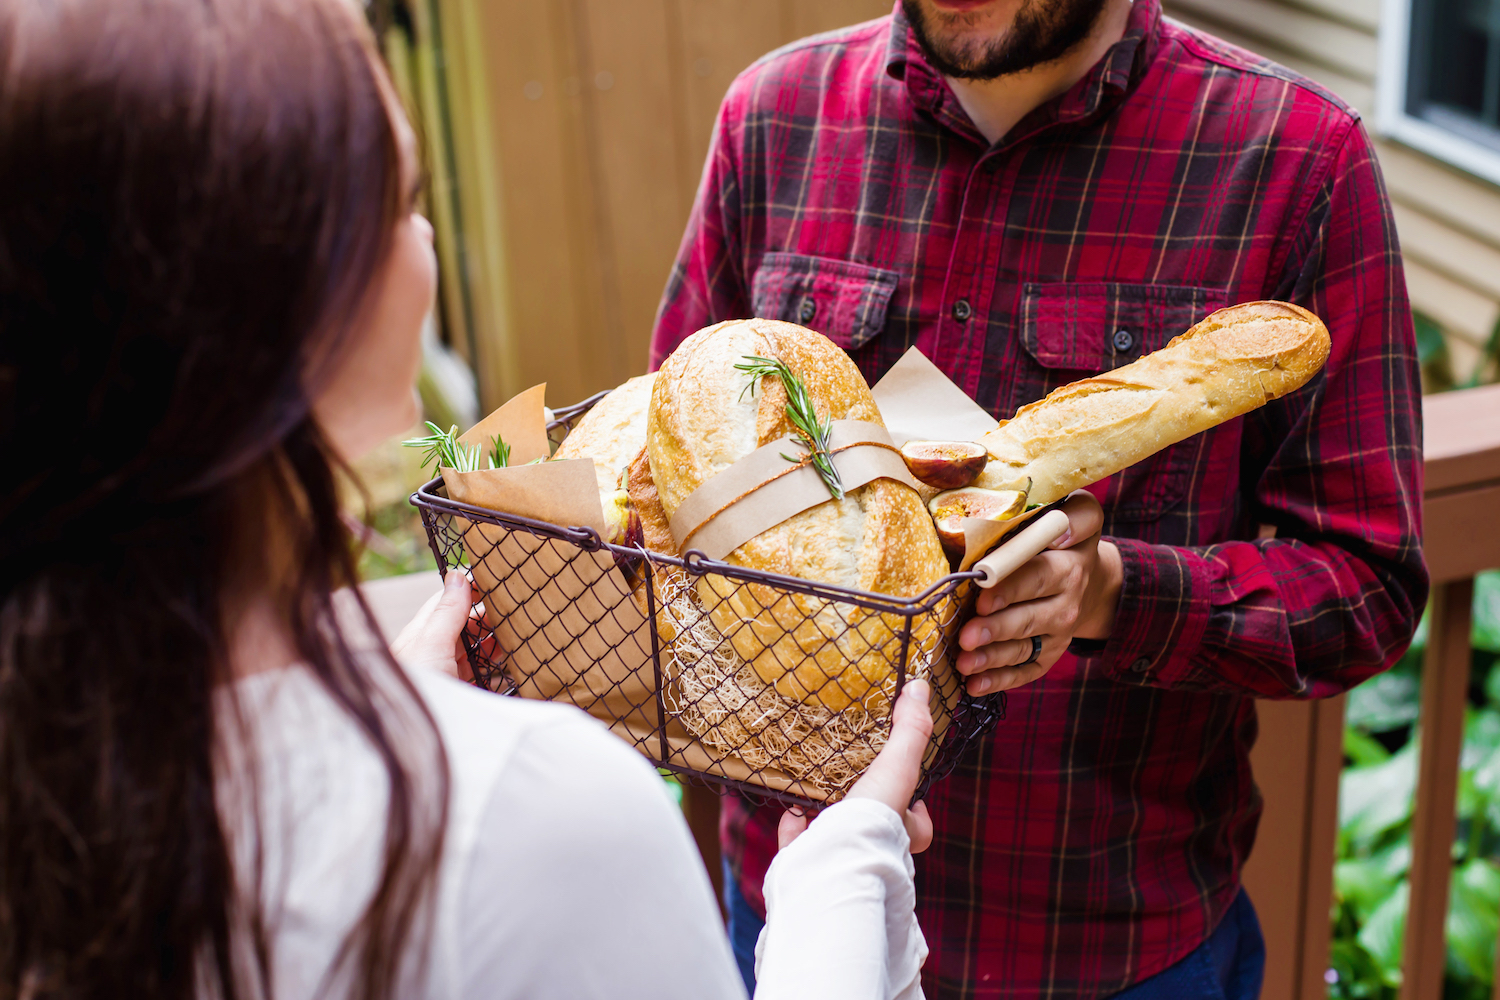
[411,476,984,614]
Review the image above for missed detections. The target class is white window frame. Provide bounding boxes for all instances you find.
[1378,0,1500,187]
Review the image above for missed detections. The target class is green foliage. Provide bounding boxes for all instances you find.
[1329,571,1500,999]
[402,421,511,477]
[1417,310,1500,393]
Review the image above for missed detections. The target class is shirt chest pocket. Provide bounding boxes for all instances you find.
[751,252,899,350]
[1019,282,1227,522]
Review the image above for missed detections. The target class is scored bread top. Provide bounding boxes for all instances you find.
[647,318,946,598]
[977,299,1332,503]
[553,372,656,497]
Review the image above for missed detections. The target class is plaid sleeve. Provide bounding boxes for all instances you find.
[1099,122,1429,699]
[649,85,750,369]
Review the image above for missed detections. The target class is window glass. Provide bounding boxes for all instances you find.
[1407,0,1500,151]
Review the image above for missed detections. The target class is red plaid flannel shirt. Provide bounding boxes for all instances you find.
[650,3,1428,996]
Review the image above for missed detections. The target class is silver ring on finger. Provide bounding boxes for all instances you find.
[1019,635,1043,666]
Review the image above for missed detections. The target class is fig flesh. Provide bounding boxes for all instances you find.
[602,489,643,549]
[899,440,989,490]
[927,487,1028,555]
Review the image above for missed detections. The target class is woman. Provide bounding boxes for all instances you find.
[0,1,932,997]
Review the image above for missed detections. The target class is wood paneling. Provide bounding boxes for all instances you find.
[1403,259,1500,350]
[1376,141,1500,253]
[1393,202,1500,304]
[1167,0,1378,81]
[433,0,890,409]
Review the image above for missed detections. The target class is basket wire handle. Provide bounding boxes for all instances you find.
[972,509,1072,588]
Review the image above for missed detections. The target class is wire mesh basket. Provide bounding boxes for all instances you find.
[410,392,1006,808]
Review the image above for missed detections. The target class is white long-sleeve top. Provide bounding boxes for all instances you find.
[222,663,926,999]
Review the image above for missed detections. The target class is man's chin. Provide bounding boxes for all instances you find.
[902,0,1109,81]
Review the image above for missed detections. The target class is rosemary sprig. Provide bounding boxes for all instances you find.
[489,434,511,470]
[734,355,845,500]
[402,421,512,477]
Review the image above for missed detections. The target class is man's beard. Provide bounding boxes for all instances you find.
[901,0,1110,80]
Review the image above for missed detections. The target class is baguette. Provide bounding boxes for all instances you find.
[646,318,949,712]
[975,300,1331,503]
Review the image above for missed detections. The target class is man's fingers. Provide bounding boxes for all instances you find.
[965,658,1051,696]
[1050,490,1104,550]
[956,635,1043,676]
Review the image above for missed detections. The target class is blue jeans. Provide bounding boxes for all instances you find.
[721,859,1265,999]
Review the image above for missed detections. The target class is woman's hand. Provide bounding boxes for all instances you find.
[389,569,478,680]
[955,490,1123,696]
[777,678,935,853]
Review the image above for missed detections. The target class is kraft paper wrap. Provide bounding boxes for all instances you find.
[434,348,1021,801]
[668,420,920,559]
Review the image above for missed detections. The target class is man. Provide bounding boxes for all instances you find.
[649,0,1427,996]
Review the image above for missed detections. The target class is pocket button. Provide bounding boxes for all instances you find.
[798,297,817,324]
[1112,328,1135,352]
[1130,656,1151,674]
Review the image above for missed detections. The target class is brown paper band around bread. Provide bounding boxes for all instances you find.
[668,419,921,561]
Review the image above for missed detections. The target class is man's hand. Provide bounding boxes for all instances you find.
[956,491,1123,696]
[777,678,935,853]
[389,569,479,680]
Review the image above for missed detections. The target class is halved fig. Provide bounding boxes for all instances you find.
[927,487,1028,554]
[602,489,643,549]
[899,440,989,490]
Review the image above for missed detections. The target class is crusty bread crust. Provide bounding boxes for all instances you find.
[553,372,656,497]
[975,300,1332,503]
[647,319,949,711]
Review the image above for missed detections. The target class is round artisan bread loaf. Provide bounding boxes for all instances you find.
[647,318,949,712]
[552,371,656,498]
[975,300,1332,504]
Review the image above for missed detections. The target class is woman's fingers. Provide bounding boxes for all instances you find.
[847,678,933,819]
[904,801,933,854]
[777,806,811,850]
[390,569,473,675]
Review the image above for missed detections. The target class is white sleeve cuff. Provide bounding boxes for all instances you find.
[753,797,926,1000]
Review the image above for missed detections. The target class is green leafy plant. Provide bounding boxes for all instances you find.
[402,421,512,478]
[1329,570,1500,1000]
[735,355,845,500]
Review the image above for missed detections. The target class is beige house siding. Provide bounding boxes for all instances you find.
[1164,0,1500,384]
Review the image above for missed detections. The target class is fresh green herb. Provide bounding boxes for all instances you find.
[402,421,512,476]
[734,355,844,500]
[489,435,511,470]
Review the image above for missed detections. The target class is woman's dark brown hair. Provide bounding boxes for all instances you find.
[0,1,448,997]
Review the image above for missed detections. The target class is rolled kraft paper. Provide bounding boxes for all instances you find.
[458,382,551,465]
[668,420,922,561]
[869,347,999,448]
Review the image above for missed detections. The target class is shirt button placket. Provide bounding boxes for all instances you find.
[952,298,972,322]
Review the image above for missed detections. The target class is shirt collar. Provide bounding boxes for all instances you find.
[885,0,1163,147]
